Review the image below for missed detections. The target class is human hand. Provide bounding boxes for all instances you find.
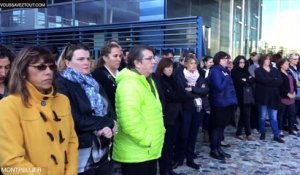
[185,87,192,91]
[97,127,113,139]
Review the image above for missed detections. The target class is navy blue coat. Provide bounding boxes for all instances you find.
[208,65,237,107]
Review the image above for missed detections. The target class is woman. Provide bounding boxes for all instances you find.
[0,45,14,99]
[255,54,284,143]
[288,53,300,130]
[112,45,165,175]
[231,55,255,140]
[56,43,117,175]
[199,56,213,79]
[0,47,78,174]
[174,55,209,169]
[156,58,186,175]
[198,56,213,142]
[277,59,297,136]
[207,51,237,160]
[92,43,122,110]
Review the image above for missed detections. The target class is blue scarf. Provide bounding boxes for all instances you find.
[62,67,107,117]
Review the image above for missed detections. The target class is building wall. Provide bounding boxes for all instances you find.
[0,0,262,58]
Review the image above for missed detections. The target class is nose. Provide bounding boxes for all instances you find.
[0,68,5,76]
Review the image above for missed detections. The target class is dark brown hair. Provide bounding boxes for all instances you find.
[258,54,271,67]
[9,46,57,107]
[213,51,230,65]
[156,58,173,76]
[276,58,288,69]
[97,43,121,67]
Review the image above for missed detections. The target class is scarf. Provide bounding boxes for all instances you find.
[183,68,200,87]
[62,67,107,116]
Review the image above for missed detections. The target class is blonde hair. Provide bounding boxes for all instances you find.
[57,43,90,72]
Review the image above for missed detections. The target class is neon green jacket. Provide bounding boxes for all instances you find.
[112,68,165,163]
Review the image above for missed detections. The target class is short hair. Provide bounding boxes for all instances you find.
[156,58,173,76]
[271,53,282,62]
[127,45,154,69]
[258,54,271,67]
[276,58,288,69]
[57,43,90,72]
[202,55,213,63]
[9,46,57,107]
[213,51,230,65]
[0,44,15,62]
[97,43,121,67]
[289,53,299,60]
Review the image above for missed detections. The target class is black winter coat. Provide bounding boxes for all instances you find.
[92,66,117,111]
[56,75,115,149]
[231,67,255,105]
[157,74,185,125]
[255,67,282,109]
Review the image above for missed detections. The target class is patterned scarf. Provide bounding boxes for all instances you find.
[183,68,200,87]
[62,67,107,116]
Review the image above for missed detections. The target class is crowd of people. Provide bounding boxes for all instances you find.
[0,41,299,175]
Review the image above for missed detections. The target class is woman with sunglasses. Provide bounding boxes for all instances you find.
[56,43,117,175]
[0,47,78,174]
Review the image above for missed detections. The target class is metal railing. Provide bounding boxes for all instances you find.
[0,16,205,59]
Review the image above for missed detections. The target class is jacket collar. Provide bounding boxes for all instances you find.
[26,81,54,106]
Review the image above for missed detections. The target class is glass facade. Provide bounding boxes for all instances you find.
[0,0,262,57]
[165,0,261,58]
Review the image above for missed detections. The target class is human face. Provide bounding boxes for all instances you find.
[104,47,122,71]
[135,49,156,77]
[219,57,228,67]
[281,61,289,71]
[0,57,10,84]
[204,59,214,69]
[163,65,173,77]
[27,59,55,93]
[185,59,197,73]
[124,51,129,64]
[263,57,271,67]
[66,49,91,75]
[290,56,299,66]
[239,59,246,68]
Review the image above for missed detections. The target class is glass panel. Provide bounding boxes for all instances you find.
[47,4,72,28]
[75,1,105,26]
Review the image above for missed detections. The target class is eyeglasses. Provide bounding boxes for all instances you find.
[30,64,57,71]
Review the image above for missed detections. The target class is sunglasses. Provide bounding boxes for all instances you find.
[30,64,57,71]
